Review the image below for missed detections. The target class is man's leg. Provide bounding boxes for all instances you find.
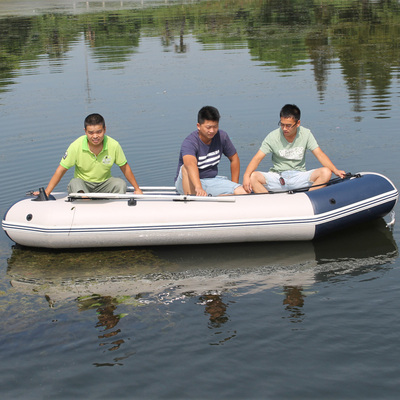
[309,167,332,191]
[233,186,247,195]
[97,177,127,193]
[68,178,90,193]
[181,165,196,195]
[250,171,268,193]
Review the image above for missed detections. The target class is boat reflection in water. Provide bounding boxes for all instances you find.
[6,219,398,354]
[7,219,398,305]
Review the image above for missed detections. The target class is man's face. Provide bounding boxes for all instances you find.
[279,117,300,140]
[85,124,105,146]
[197,120,219,144]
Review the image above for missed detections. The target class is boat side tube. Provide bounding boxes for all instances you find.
[306,173,398,239]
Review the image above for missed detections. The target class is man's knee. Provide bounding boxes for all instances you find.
[313,167,332,183]
[322,167,332,180]
[108,177,127,193]
[250,171,266,185]
[68,178,88,193]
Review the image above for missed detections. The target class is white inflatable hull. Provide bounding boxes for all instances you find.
[2,172,398,249]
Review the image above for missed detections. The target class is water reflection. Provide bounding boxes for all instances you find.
[1,0,400,117]
[5,219,398,352]
[198,294,229,327]
[282,286,306,323]
[7,219,397,301]
[78,294,125,352]
[0,0,181,17]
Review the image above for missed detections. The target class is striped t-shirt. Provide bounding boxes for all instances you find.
[175,130,237,181]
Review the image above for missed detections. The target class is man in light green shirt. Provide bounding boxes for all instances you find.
[243,104,345,193]
[38,113,142,196]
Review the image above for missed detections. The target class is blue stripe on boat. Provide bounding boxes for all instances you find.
[306,174,398,237]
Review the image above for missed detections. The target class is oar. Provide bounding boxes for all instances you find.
[68,192,236,202]
[127,186,176,192]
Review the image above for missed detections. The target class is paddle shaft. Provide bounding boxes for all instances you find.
[68,192,236,202]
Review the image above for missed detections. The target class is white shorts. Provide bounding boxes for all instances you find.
[259,170,315,192]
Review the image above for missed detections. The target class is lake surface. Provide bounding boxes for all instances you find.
[1,0,400,398]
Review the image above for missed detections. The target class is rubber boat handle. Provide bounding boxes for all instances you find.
[32,187,55,201]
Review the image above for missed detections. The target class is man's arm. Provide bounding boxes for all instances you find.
[312,147,346,178]
[242,150,266,193]
[228,152,240,183]
[39,165,68,196]
[120,163,143,194]
[33,165,69,196]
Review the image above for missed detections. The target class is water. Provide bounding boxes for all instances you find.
[1,0,400,398]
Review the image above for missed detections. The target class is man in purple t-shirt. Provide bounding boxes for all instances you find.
[175,106,247,196]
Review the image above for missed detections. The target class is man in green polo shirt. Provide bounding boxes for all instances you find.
[38,113,142,196]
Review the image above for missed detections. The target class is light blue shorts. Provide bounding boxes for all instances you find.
[260,170,315,192]
[175,167,240,196]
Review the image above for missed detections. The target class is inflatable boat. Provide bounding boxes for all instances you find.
[2,172,398,249]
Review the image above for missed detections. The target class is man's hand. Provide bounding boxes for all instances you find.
[242,175,252,194]
[194,186,207,196]
[333,169,346,179]
[32,189,49,197]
